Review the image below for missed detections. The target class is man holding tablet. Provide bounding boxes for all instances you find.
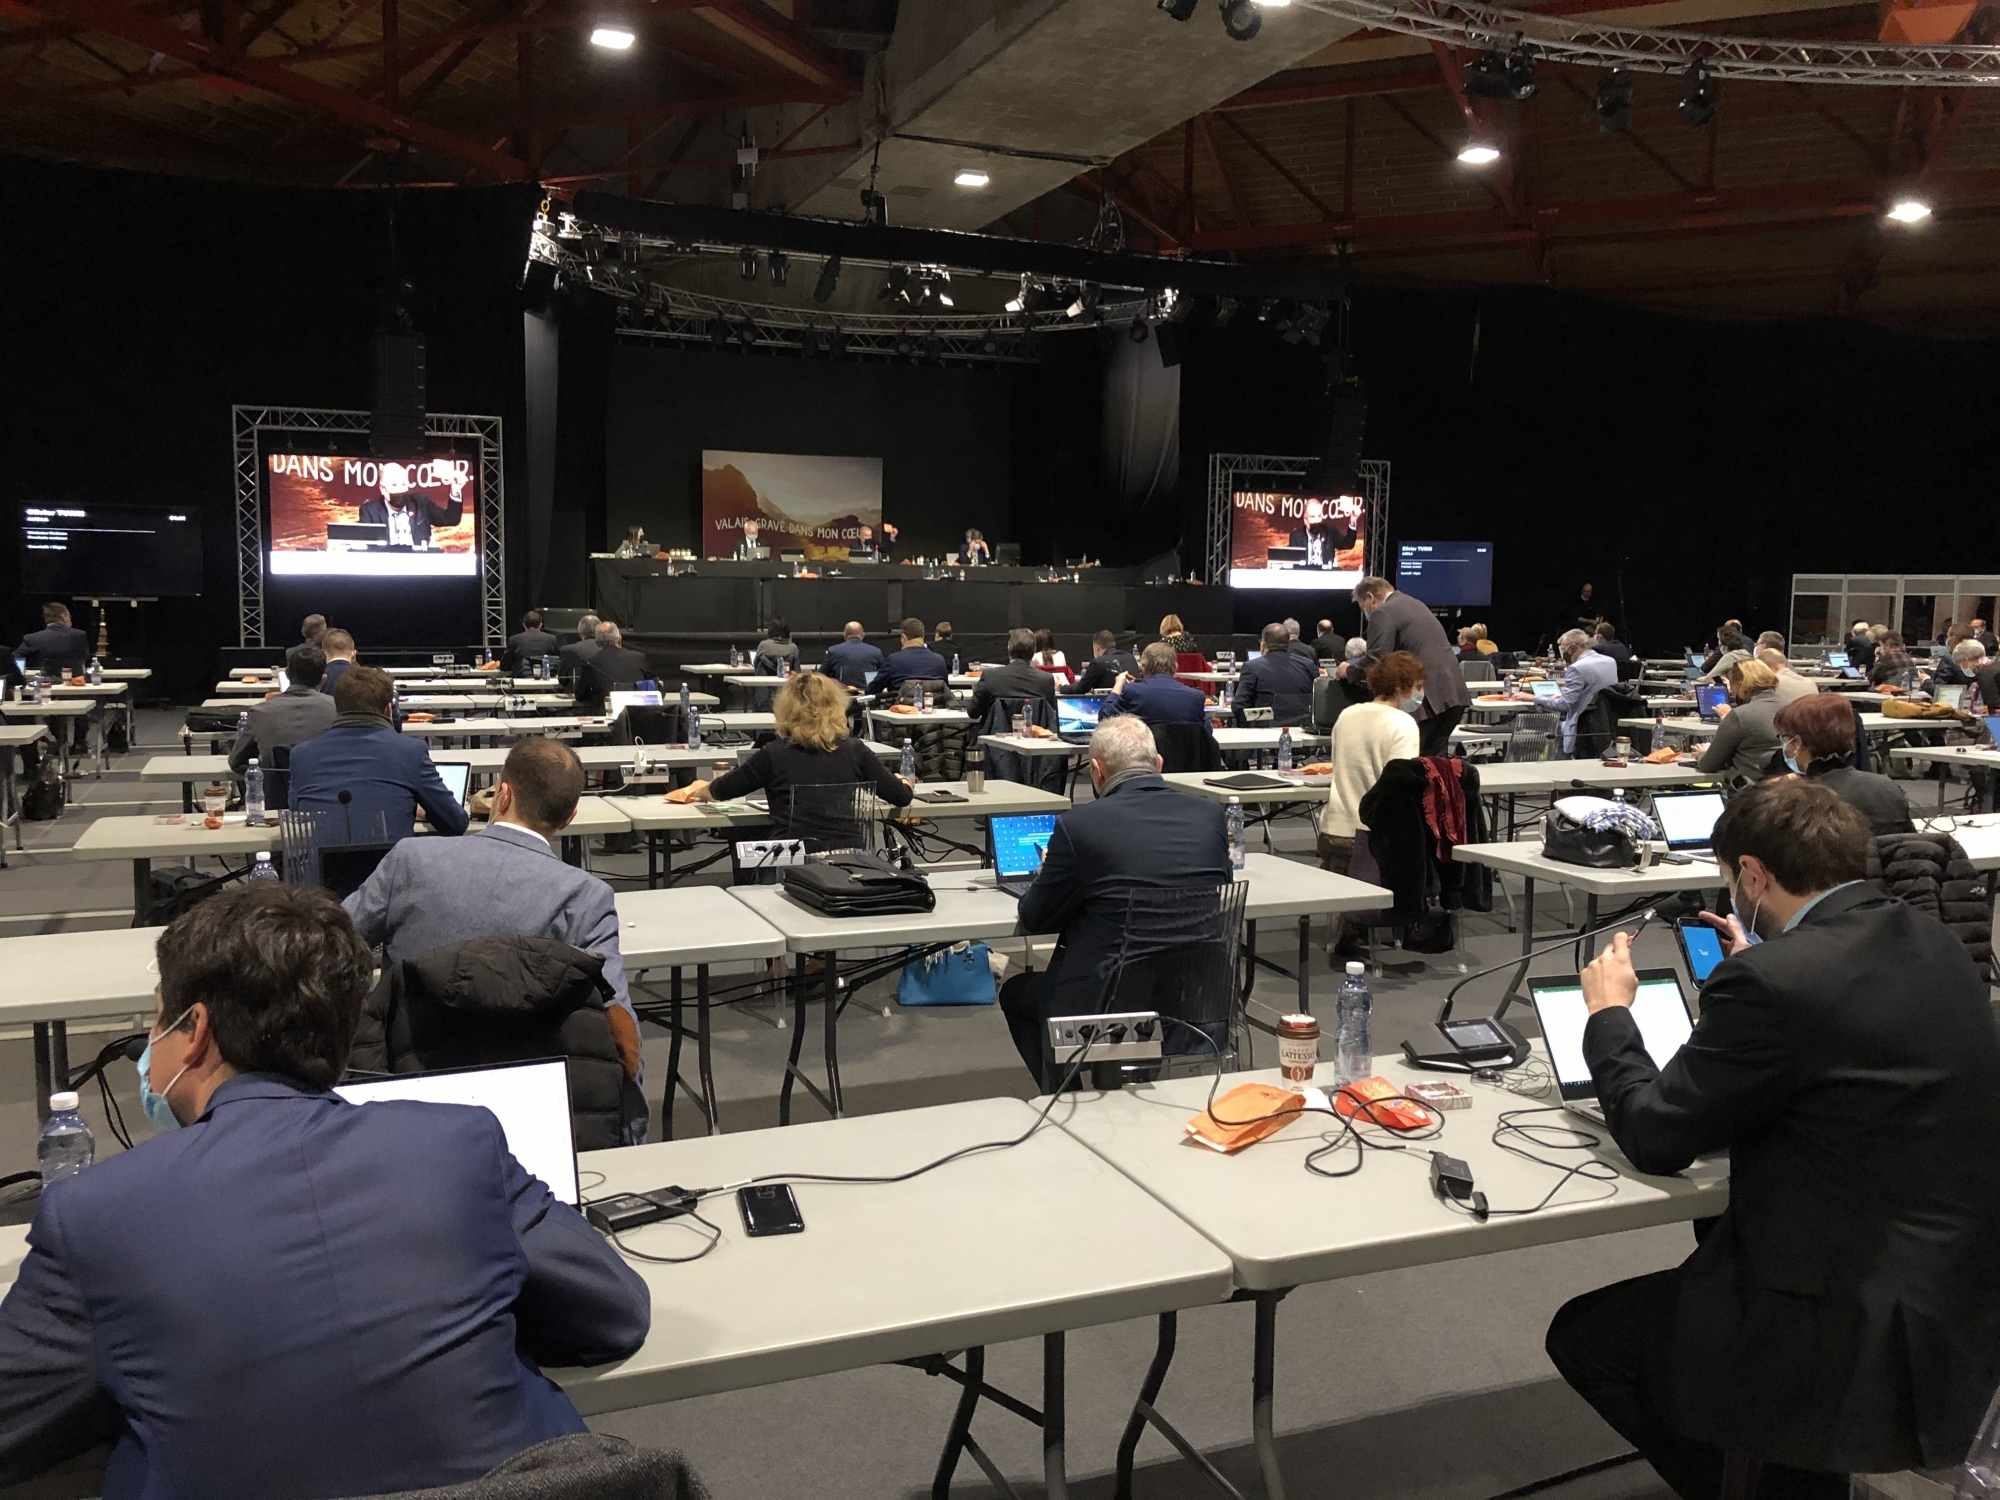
[1548,779,2000,1500]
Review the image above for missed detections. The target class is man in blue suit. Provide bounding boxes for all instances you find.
[821,620,884,690]
[15,603,91,750]
[1000,714,1231,1076]
[344,736,648,1142]
[289,664,470,842]
[0,883,650,1500]
[1107,643,1208,726]
[874,617,949,702]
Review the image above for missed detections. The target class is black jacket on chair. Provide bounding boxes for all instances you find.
[1583,881,2000,1474]
[1867,829,1990,976]
[1355,756,1491,932]
[975,696,1065,793]
[1016,773,1230,1019]
[348,935,628,1151]
[969,661,1059,722]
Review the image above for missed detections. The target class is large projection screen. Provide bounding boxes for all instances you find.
[267,453,478,578]
[1227,490,1367,591]
[701,450,883,562]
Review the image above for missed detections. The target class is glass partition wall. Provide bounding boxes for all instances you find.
[1791,575,2000,649]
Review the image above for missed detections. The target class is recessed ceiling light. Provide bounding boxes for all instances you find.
[1457,142,1501,166]
[1886,197,1932,224]
[590,23,635,49]
[953,168,990,188]
[1254,0,1292,6]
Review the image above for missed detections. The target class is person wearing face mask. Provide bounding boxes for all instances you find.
[1514,628,1616,756]
[1695,657,1784,791]
[1341,577,1471,755]
[1771,691,1913,835]
[1552,778,2000,1500]
[1319,649,1425,885]
[0,883,651,1500]
[996,714,1229,1080]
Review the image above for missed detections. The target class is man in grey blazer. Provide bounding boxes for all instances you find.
[342,735,647,1142]
[229,646,338,794]
[1340,576,1473,755]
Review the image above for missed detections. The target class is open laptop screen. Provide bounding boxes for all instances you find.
[1652,790,1725,850]
[1695,684,1730,720]
[1056,697,1103,737]
[1531,973,1695,1095]
[1529,679,1561,703]
[1825,650,1849,669]
[1983,716,2000,749]
[432,760,472,806]
[989,812,1057,879]
[335,1058,579,1204]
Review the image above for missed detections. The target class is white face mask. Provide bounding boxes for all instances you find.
[1727,871,1766,946]
[1398,693,1424,715]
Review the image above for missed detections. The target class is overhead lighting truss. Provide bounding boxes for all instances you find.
[1293,0,2000,85]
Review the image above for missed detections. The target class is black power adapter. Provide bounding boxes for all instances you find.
[1429,1152,1489,1221]
[585,1186,700,1235]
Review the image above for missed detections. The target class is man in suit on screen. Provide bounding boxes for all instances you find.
[357,463,465,550]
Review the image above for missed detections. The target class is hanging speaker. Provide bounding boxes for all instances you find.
[372,330,427,457]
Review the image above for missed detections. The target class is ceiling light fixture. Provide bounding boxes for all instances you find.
[1463,49,1512,99]
[1219,0,1261,40]
[1596,68,1634,134]
[953,168,990,188]
[739,248,760,281]
[813,255,841,303]
[589,23,635,49]
[1457,140,1502,166]
[1886,196,1932,224]
[1678,59,1717,126]
[767,250,788,288]
[1504,42,1538,101]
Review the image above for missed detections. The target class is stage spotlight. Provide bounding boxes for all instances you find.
[1678,60,1717,126]
[1129,317,1150,344]
[953,168,990,188]
[1158,0,1198,17]
[813,255,841,303]
[739,248,760,280]
[767,251,788,287]
[1596,68,1634,134]
[894,330,916,357]
[1214,295,1239,326]
[879,264,911,302]
[1886,196,1932,224]
[1504,42,1537,100]
[1283,302,1330,346]
[978,328,1002,355]
[589,22,635,49]
[1220,0,1261,40]
[1463,49,1512,99]
[732,317,759,346]
[1005,275,1029,313]
[1066,283,1101,320]
[1457,139,1501,165]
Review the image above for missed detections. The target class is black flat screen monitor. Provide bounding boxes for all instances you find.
[21,504,203,597]
[1394,541,1492,609]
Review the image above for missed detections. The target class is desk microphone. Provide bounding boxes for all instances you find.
[338,789,354,844]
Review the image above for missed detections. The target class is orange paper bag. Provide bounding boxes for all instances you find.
[1184,1083,1307,1154]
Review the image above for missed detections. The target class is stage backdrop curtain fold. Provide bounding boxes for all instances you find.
[1102,335,1180,511]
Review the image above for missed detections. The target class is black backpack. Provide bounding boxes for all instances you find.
[20,753,63,822]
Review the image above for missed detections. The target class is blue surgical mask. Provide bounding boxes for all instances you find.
[136,1009,194,1131]
[1727,876,1765,947]
[1398,693,1424,715]
[1782,747,1802,774]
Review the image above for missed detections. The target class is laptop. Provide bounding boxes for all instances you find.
[1694,683,1730,721]
[336,1058,579,1204]
[432,760,472,806]
[1651,789,1725,852]
[1825,650,1850,669]
[1529,678,1562,704]
[1983,716,2000,749]
[1935,683,1967,710]
[1055,696,1104,740]
[607,689,664,719]
[987,812,1058,898]
[1528,970,1697,1124]
[1841,664,1865,680]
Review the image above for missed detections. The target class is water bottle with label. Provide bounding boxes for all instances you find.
[952,653,962,677]
[33,676,48,705]
[914,682,928,713]
[38,1092,93,1184]
[86,657,101,686]
[679,681,691,719]
[244,759,266,825]
[248,850,279,883]
[1277,726,1293,773]
[685,705,702,751]
[1225,796,1246,872]
[729,644,741,668]
[1334,963,1374,1086]
[899,740,918,782]
[236,708,250,739]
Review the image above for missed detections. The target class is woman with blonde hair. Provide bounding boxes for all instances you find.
[1696,656,1784,791]
[1159,614,1201,656]
[688,671,912,813]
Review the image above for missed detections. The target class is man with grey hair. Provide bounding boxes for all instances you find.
[559,613,602,679]
[998,712,1230,1080]
[1282,618,1317,664]
[580,620,650,710]
[1341,575,1472,754]
[1516,627,1617,755]
[1756,645,1817,706]
[1109,642,1207,726]
[1949,637,2000,712]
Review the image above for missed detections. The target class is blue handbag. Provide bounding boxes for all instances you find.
[896,942,998,1007]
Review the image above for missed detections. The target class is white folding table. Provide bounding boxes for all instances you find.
[0,724,49,863]
[0,926,161,1117]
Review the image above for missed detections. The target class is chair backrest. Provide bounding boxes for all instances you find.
[977,697,1065,791]
[780,781,882,854]
[1151,720,1224,774]
[1100,880,1250,1074]
[1461,657,1498,683]
[898,677,952,707]
[280,805,391,887]
[266,742,293,811]
[621,704,681,748]
[1505,712,1561,763]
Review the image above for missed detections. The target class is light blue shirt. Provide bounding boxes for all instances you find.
[1551,648,1619,753]
[1782,879,1866,933]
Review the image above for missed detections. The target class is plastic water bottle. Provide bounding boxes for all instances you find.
[679,681,691,718]
[86,657,101,686]
[236,708,250,739]
[38,1093,93,1184]
[685,705,702,751]
[248,850,279,883]
[1613,787,1627,806]
[1334,963,1373,1086]
[899,740,918,782]
[914,682,928,713]
[780,656,792,679]
[1225,796,1246,872]
[729,644,741,667]
[1277,726,1293,773]
[244,759,266,825]
[952,653,962,676]
[33,676,47,705]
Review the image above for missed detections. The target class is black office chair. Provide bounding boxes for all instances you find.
[1150,720,1224,774]
[265,743,293,811]
[731,783,883,885]
[976,696,1065,792]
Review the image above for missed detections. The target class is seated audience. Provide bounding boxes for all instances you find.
[971,630,1060,721]
[1283,618,1318,664]
[933,621,957,659]
[1695,624,1750,684]
[1592,622,1634,667]
[1934,632,1977,686]
[875,618,948,701]
[289,665,470,842]
[998,715,1228,1074]
[1073,630,1139,694]
[1554,778,2000,1500]
[1320,649,1424,878]
[1109,643,1208,726]
[344,736,649,1140]
[1519,628,1615,756]
[1310,619,1343,659]
[229,645,337,782]
[1976,616,1998,654]
[0,883,649,1499]
[1961,639,2000,712]
[1697,657,1783,791]
[16,603,88,679]
[821,621,883,691]
[1159,614,1201,658]
[1467,622,1499,655]
[1030,629,1067,670]
[1236,623,1320,726]
[1455,626,1485,663]
[754,619,800,669]
[1755,645,1817,706]
[1868,630,1915,687]
[687,671,912,821]
[1772,692,1912,834]
[503,610,561,673]
[1845,619,1878,673]
[558,614,601,678]
[581,622,651,709]
[317,628,357,697]
[301,613,327,647]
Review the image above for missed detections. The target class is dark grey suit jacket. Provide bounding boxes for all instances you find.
[1358,590,1471,715]
[229,685,338,775]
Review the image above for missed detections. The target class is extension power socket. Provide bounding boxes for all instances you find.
[1046,1011,1163,1064]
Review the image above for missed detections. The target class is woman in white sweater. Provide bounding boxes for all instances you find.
[1319,648,1426,853]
